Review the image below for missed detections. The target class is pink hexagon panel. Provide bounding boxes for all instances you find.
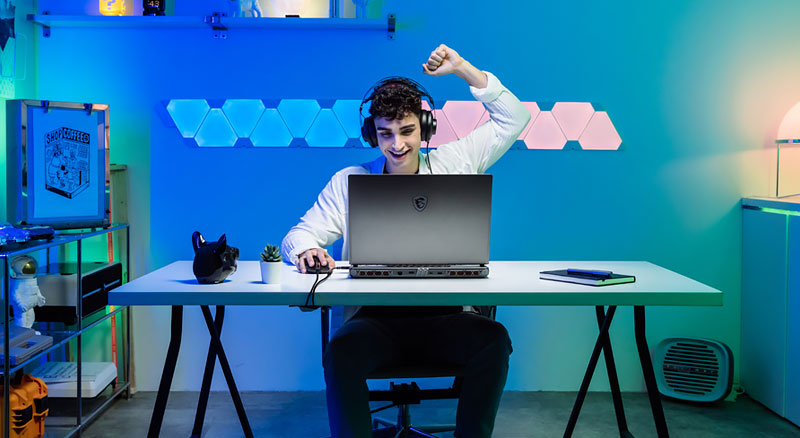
[422,101,458,148]
[441,101,486,138]
[523,112,567,150]
[552,102,594,140]
[579,112,622,150]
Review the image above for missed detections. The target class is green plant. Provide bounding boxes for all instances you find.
[260,244,282,262]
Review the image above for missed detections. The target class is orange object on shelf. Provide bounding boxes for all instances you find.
[20,375,48,437]
[0,374,49,438]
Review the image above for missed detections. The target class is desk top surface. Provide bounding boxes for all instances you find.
[109,261,721,307]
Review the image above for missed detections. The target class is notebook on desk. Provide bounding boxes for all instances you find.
[348,174,492,278]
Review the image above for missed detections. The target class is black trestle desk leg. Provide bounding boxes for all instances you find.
[564,305,617,438]
[192,306,225,438]
[148,305,183,438]
[200,305,254,438]
[596,306,633,438]
[634,306,669,437]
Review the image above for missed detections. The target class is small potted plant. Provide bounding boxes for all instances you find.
[259,244,283,284]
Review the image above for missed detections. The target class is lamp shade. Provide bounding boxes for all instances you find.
[777,101,800,143]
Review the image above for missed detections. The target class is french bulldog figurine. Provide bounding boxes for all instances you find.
[192,232,239,284]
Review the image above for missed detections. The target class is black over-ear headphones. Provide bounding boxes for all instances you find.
[360,77,437,148]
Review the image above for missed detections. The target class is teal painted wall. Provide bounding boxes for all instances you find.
[29,0,800,391]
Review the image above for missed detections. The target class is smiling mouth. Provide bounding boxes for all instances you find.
[389,150,409,159]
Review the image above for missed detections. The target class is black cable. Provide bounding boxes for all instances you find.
[425,140,433,174]
[305,269,333,308]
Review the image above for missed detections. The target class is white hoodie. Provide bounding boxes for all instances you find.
[282,71,531,321]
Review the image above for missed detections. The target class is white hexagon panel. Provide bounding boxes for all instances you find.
[477,102,540,140]
[523,111,567,150]
[421,101,458,148]
[442,101,486,139]
[578,112,622,150]
[552,102,594,140]
[250,109,293,147]
[306,109,349,147]
[277,99,321,137]
[195,108,238,147]
[166,99,210,138]
[222,99,266,138]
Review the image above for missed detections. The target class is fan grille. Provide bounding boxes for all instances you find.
[662,342,720,395]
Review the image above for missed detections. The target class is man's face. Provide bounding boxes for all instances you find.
[375,112,421,174]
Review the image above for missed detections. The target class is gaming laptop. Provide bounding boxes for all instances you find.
[348,174,492,278]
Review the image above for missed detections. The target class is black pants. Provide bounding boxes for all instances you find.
[323,309,513,438]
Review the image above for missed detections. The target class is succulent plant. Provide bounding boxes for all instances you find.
[260,244,282,263]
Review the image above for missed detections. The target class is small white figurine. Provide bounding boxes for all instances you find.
[228,0,262,18]
[10,255,46,328]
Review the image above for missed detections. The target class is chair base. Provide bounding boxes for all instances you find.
[372,413,454,438]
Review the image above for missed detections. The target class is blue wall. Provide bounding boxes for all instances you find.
[28,0,800,391]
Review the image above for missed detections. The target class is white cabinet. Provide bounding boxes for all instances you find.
[741,197,800,426]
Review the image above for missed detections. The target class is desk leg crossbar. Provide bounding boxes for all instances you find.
[147,305,253,438]
[563,305,669,438]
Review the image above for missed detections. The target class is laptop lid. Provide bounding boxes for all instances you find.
[348,174,492,266]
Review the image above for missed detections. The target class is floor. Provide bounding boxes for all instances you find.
[80,390,800,437]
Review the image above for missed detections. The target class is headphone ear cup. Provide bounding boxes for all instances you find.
[361,115,379,147]
[419,110,437,142]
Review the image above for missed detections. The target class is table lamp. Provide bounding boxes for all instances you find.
[776,101,800,197]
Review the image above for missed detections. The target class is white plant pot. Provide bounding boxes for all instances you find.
[260,261,282,284]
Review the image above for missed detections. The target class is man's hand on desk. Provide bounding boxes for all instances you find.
[296,248,335,273]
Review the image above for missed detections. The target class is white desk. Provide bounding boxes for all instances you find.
[111,260,721,438]
[111,260,720,306]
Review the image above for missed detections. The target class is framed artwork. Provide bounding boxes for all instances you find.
[6,100,110,229]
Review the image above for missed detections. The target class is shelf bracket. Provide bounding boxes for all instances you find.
[203,12,228,40]
[27,12,51,37]
[387,14,395,40]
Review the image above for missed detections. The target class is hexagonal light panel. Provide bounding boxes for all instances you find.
[331,99,364,138]
[578,111,622,150]
[222,99,266,138]
[306,109,349,147]
[250,109,293,147]
[523,111,567,150]
[476,102,540,140]
[166,99,210,138]
[422,101,458,148]
[195,108,237,147]
[552,102,594,140]
[277,99,320,137]
[442,101,486,138]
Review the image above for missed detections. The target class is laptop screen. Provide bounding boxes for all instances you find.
[348,174,492,266]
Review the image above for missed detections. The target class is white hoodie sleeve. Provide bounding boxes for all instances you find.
[281,167,358,266]
[425,71,531,174]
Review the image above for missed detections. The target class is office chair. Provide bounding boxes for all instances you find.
[320,306,497,438]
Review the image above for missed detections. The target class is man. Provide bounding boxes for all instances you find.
[282,44,530,438]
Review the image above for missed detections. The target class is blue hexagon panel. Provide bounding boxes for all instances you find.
[195,108,238,147]
[306,109,349,148]
[222,99,266,137]
[277,99,321,138]
[166,99,210,138]
[251,109,293,147]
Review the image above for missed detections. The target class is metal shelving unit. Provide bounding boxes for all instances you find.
[1,224,130,438]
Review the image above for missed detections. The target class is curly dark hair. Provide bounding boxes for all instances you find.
[369,81,422,121]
